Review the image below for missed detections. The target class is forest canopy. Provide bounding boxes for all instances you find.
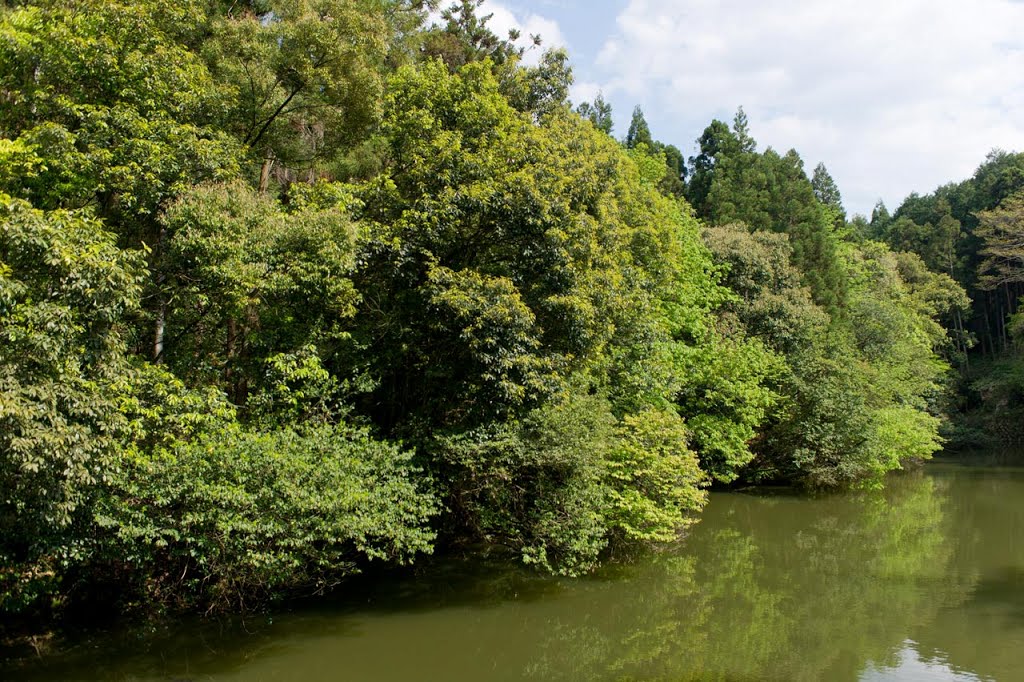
[0,0,985,623]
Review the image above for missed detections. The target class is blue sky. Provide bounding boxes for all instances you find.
[450,0,1024,217]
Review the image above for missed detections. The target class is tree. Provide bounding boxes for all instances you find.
[970,191,1024,350]
[812,162,846,228]
[884,151,1024,357]
[157,181,363,405]
[625,105,654,149]
[659,143,687,199]
[98,423,437,610]
[0,196,143,612]
[702,225,828,357]
[350,60,743,570]
[420,0,530,71]
[976,192,1024,291]
[870,200,892,239]
[0,0,982,621]
[702,224,952,488]
[0,0,241,220]
[576,92,614,135]
[692,112,848,313]
[687,119,736,219]
[504,48,574,120]
[203,0,398,190]
[732,106,756,154]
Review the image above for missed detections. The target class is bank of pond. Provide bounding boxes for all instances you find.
[3,451,1022,681]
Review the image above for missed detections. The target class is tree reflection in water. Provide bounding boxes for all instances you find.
[7,459,1024,682]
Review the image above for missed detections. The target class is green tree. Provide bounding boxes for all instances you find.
[732,106,756,153]
[98,423,437,611]
[576,92,614,135]
[870,200,892,239]
[693,111,848,312]
[421,0,529,71]
[203,0,398,190]
[658,143,687,199]
[503,47,574,120]
[625,105,654,149]
[687,119,736,219]
[885,151,1024,358]
[350,60,749,570]
[703,224,953,487]
[812,162,846,228]
[976,192,1024,291]
[157,181,363,406]
[703,225,829,357]
[0,0,241,220]
[0,196,143,612]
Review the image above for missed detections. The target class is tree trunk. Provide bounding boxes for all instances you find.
[954,306,969,374]
[153,222,167,362]
[154,302,166,362]
[258,155,275,194]
[225,316,237,395]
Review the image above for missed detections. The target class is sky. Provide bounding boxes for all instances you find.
[451,0,1024,218]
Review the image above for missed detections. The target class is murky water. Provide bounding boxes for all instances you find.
[5,453,1024,681]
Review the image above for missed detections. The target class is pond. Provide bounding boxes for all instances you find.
[5,453,1023,681]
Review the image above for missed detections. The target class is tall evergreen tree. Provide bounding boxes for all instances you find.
[733,106,756,154]
[659,143,687,198]
[870,200,892,238]
[689,114,848,312]
[811,162,846,228]
[625,105,654,149]
[686,119,737,219]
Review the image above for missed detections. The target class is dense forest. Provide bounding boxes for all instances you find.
[0,0,1019,627]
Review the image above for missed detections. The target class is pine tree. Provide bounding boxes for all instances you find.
[625,105,654,149]
[811,162,846,228]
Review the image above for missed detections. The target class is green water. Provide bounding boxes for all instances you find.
[5,454,1024,681]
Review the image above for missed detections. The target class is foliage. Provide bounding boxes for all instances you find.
[625,105,654,150]
[605,408,706,543]
[702,225,951,488]
[0,0,981,626]
[812,161,846,229]
[879,151,1024,361]
[976,191,1024,290]
[689,114,848,312]
[348,61,739,572]
[775,243,949,487]
[0,196,142,613]
[158,181,363,404]
[202,0,396,185]
[576,92,614,135]
[96,424,437,610]
[622,110,685,198]
[354,60,649,434]
[0,0,241,223]
[671,333,783,483]
[421,0,529,71]
[435,389,614,576]
[702,225,829,356]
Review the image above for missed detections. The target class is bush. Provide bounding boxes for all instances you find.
[95,424,437,611]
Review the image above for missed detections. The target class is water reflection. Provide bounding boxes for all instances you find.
[5,456,1024,681]
[522,471,973,681]
[861,641,991,682]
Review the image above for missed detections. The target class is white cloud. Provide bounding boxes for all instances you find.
[570,79,603,107]
[591,0,1024,215]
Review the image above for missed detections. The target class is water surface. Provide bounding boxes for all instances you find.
[5,453,1023,681]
